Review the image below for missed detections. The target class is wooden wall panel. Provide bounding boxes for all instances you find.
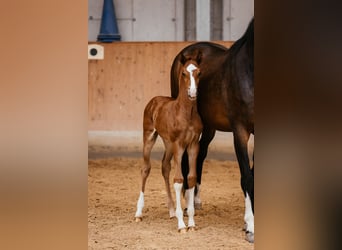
[88,42,233,131]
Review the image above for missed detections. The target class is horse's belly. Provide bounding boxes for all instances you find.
[199,104,232,131]
[205,116,231,132]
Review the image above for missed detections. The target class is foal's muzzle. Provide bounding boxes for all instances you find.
[188,89,197,100]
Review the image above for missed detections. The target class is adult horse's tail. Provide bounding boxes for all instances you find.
[229,18,254,76]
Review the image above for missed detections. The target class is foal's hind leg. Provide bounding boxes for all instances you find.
[161,141,175,218]
[135,129,158,221]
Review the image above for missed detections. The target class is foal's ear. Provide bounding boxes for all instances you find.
[180,53,187,65]
[195,50,202,65]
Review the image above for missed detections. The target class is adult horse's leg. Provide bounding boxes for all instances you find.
[135,129,158,222]
[161,141,175,218]
[183,127,216,209]
[233,126,254,243]
[194,127,216,209]
[173,143,187,233]
[181,152,189,189]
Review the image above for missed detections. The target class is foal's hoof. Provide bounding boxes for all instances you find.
[169,210,176,219]
[188,226,196,232]
[245,231,254,243]
[178,228,187,234]
[135,217,142,222]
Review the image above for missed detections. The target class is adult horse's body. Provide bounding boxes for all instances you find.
[170,18,254,242]
[135,55,202,232]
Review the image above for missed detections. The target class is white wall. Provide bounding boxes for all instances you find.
[88,0,184,41]
[223,0,254,40]
[88,0,254,41]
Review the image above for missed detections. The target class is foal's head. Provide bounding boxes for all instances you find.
[179,53,202,101]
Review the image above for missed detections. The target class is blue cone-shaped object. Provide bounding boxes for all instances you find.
[97,0,121,42]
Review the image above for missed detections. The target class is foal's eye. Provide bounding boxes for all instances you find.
[182,71,186,76]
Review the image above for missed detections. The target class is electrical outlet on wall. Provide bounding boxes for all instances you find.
[88,44,104,60]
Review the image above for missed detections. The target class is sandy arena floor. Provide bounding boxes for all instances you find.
[88,131,254,249]
[88,155,254,249]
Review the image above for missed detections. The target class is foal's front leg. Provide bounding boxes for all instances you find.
[173,145,187,232]
[185,142,199,230]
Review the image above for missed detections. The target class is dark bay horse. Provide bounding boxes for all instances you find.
[135,55,203,232]
[170,18,254,242]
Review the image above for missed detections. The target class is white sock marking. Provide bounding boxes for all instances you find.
[244,192,254,233]
[135,191,144,218]
[184,188,190,207]
[186,187,195,227]
[174,183,186,230]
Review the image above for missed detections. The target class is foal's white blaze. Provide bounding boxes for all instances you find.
[186,63,198,98]
[185,184,202,209]
[135,191,144,218]
[244,192,254,233]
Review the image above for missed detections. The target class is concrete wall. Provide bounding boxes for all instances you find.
[88,0,184,41]
[223,0,254,40]
[88,0,254,41]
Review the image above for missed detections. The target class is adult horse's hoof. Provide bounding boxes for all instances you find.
[194,202,202,210]
[135,217,142,222]
[245,231,254,243]
[183,207,187,215]
[188,226,196,232]
[178,228,187,234]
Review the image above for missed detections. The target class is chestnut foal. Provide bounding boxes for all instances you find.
[135,54,202,232]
